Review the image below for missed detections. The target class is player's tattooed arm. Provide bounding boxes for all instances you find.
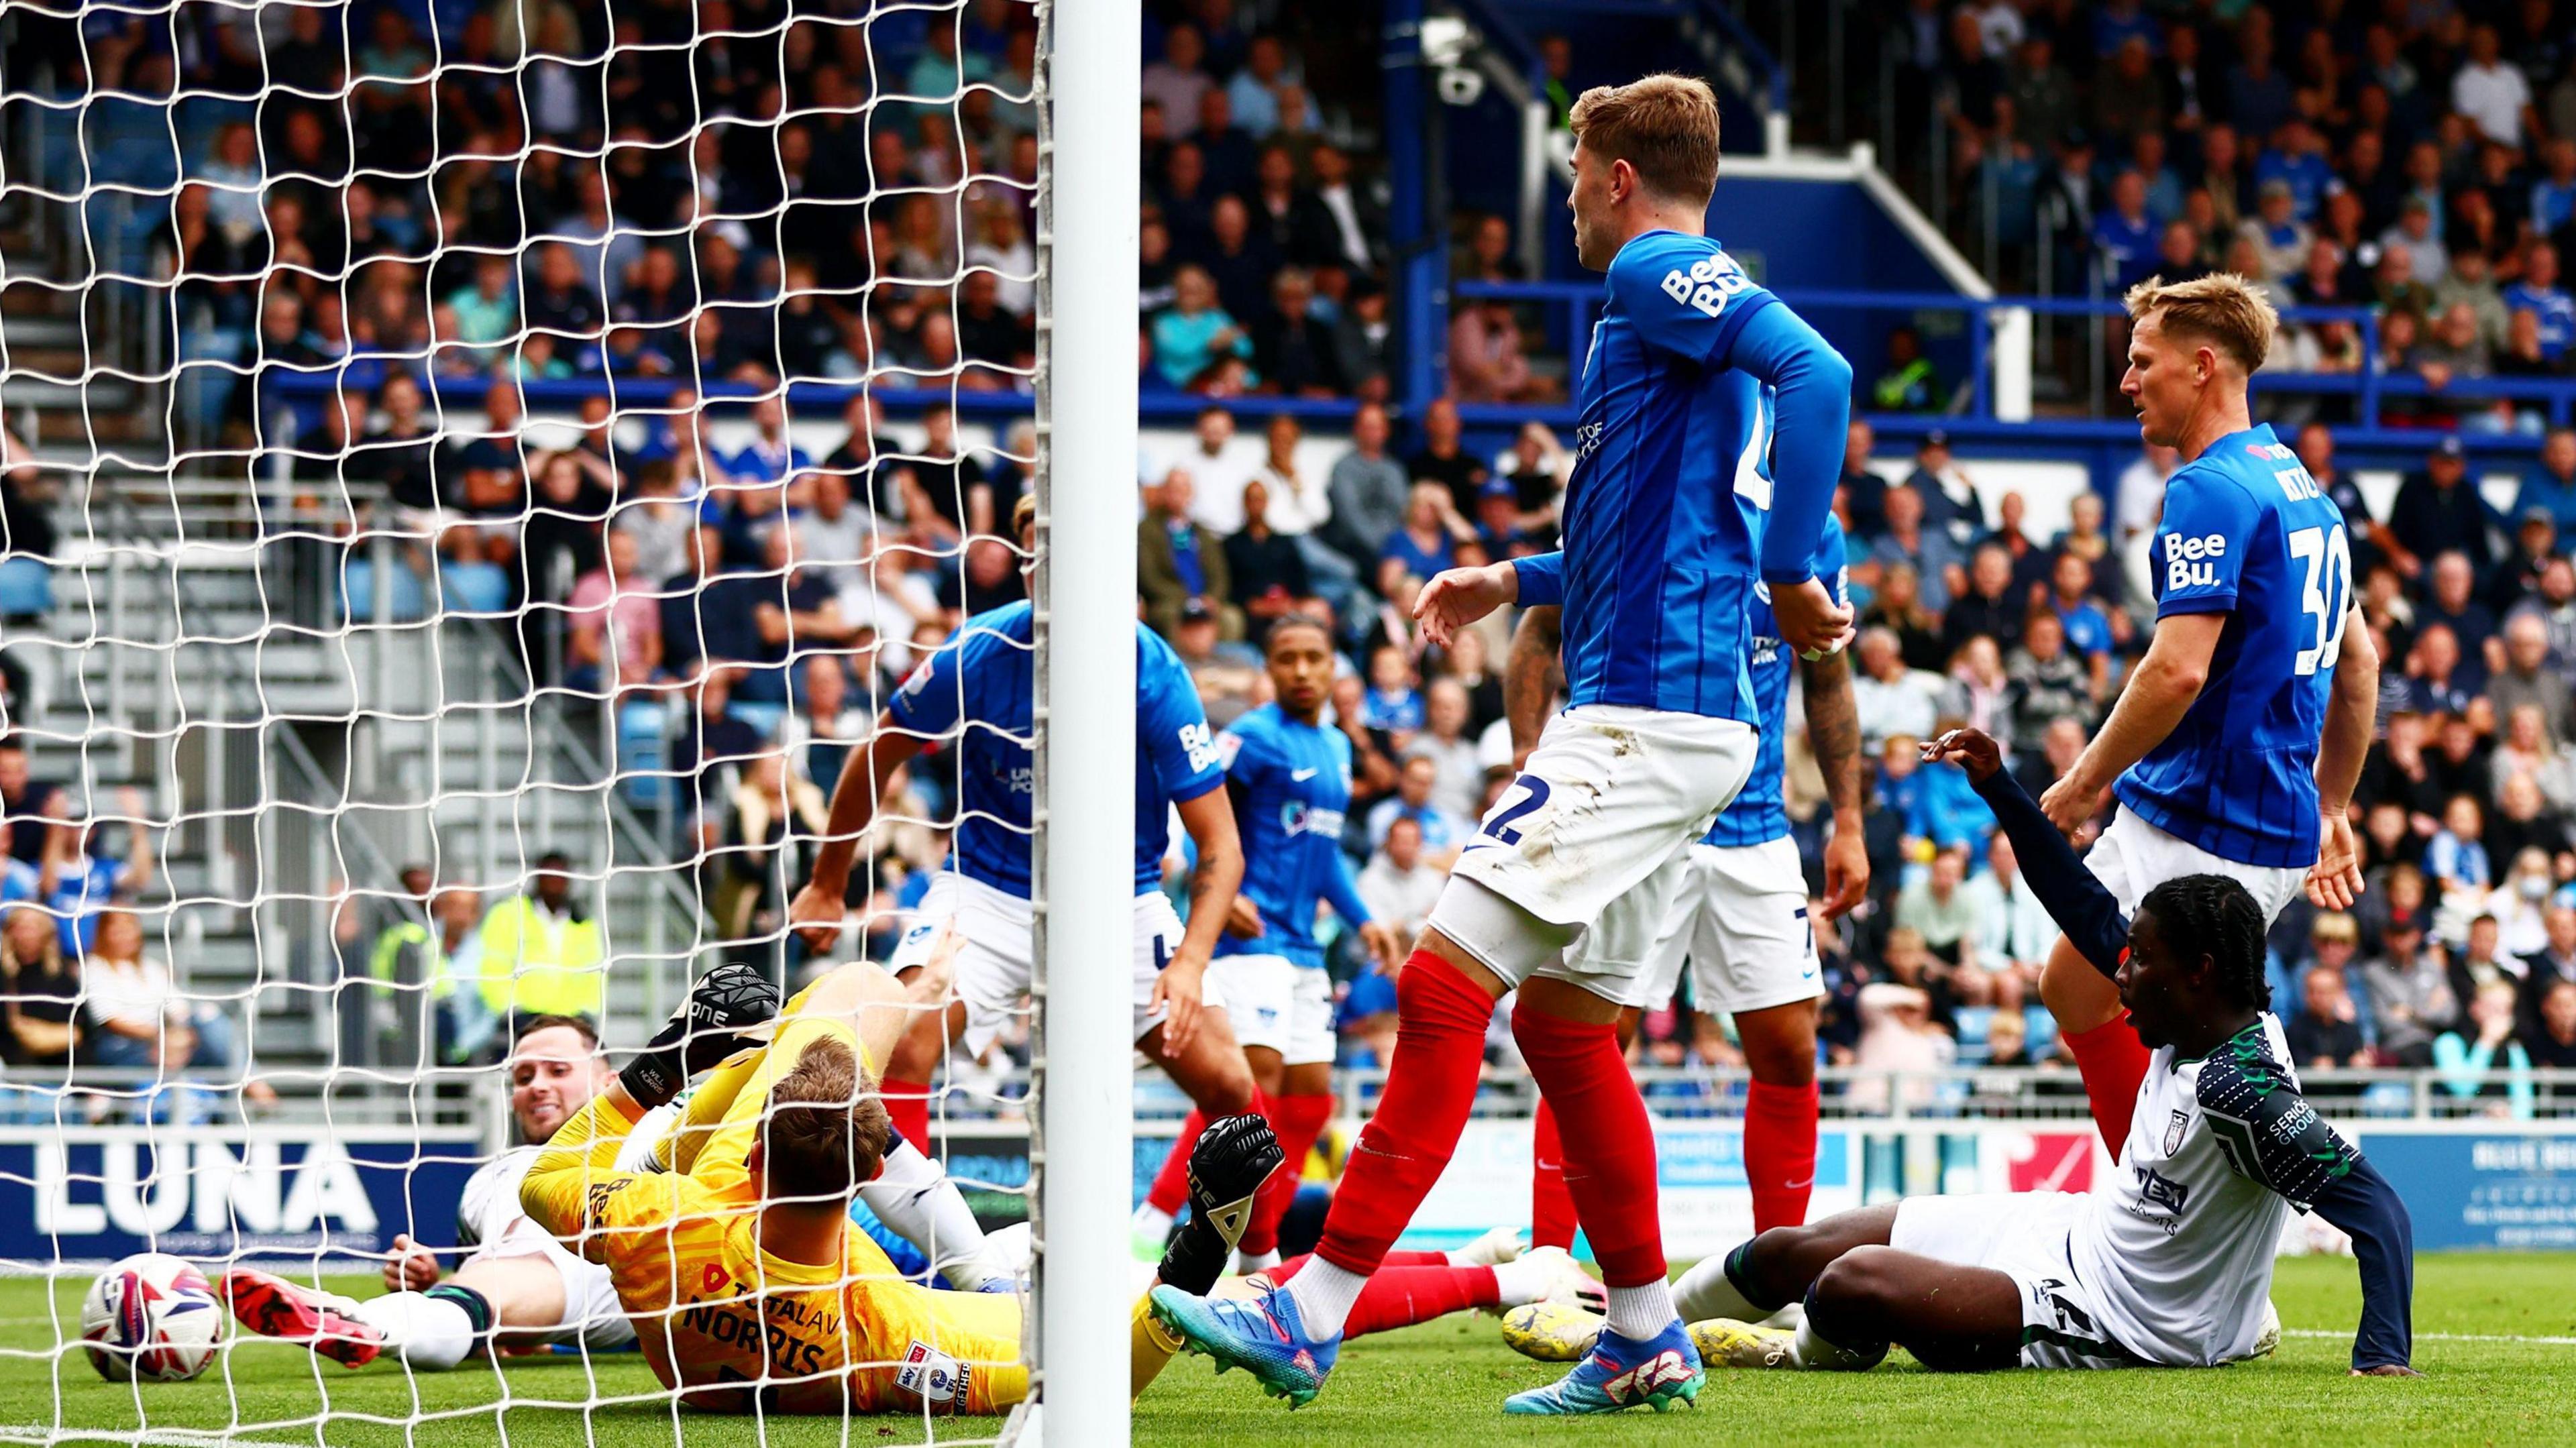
[1801,647,1869,917]
[1503,604,1562,771]
[792,718,927,950]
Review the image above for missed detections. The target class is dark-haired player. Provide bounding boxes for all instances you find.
[1134,614,1404,1271]
[2037,272,2380,1151]
[1660,728,2414,1377]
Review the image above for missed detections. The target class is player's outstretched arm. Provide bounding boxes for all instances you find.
[1931,729,2129,977]
[1414,555,1538,649]
[791,716,926,950]
[2038,611,2225,833]
[2195,1050,2416,1375]
[2310,607,2379,909]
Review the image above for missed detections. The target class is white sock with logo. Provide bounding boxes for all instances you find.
[1603,1280,1677,1342]
[351,1292,474,1373]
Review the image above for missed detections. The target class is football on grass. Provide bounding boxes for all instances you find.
[80,1253,223,1382]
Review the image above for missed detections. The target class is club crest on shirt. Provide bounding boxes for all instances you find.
[2164,1109,2190,1157]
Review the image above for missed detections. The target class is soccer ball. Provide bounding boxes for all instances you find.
[80,1253,223,1382]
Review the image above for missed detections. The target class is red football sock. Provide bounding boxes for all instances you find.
[1239,1091,1333,1257]
[1742,1079,1821,1233]
[1144,1109,1210,1217]
[2063,1013,2152,1153]
[1342,1266,1500,1339]
[881,1072,933,1155]
[1313,954,1495,1278]
[1529,1095,1578,1251]
[1268,1248,1450,1283]
[1511,999,1666,1289]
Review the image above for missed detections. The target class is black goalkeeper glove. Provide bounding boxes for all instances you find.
[1157,1113,1285,1295]
[617,962,782,1109]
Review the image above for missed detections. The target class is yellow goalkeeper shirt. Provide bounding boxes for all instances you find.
[519,1013,1028,1414]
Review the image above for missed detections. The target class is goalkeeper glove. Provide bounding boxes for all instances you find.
[1156,1113,1284,1296]
[618,962,781,1109]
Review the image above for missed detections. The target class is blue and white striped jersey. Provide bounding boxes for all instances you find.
[886,602,1225,897]
[2114,424,2348,869]
[1705,516,1849,848]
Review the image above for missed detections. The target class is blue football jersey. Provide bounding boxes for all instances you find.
[1511,229,1849,720]
[1705,516,1849,848]
[2115,425,2349,868]
[886,602,1226,897]
[1212,704,1368,969]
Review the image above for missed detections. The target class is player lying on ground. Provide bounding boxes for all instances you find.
[1638,728,2414,1376]
[513,956,1287,1412]
[219,1004,1010,1370]
[1136,614,1403,1271]
[788,494,1262,1179]
[2032,272,2379,1154]
[1150,72,1854,1417]
[1509,512,1866,1251]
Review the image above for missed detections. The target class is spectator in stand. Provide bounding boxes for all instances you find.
[1323,402,1409,569]
[2387,437,2495,580]
[1356,814,1444,942]
[1221,478,1313,645]
[34,788,153,959]
[780,655,869,795]
[1138,467,1231,641]
[2490,613,2572,745]
[2455,21,2540,148]
[1365,755,1464,860]
[1839,418,1886,539]
[1252,267,1342,398]
[2412,302,2498,423]
[1403,679,1481,826]
[1859,561,1946,673]
[1941,543,2024,657]
[1871,327,1941,412]
[0,903,77,1070]
[1362,644,1424,738]
[2424,551,2500,664]
[1140,23,1212,135]
[1405,396,1488,518]
[2361,907,2457,1068]
[2431,247,2511,352]
[2515,429,2576,550]
[1866,483,1966,612]
[2093,169,2160,291]
[0,738,61,869]
[2239,180,2312,282]
[2524,907,2576,1032]
[1332,276,1395,402]
[1851,628,1943,754]
[1379,482,1468,593]
[473,850,605,1030]
[2436,979,2534,1117]
[1894,844,1987,997]
[1150,264,1252,393]
[1902,429,1982,543]
[78,909,263,1119]
[564,528,662,698]
[2287,960,2370,1070]
[2529,980,2576,1070]
[1448,295,1547,404]
[2406,624,2477,717]
[1966,830,2051,1009]
[2504,241,2576,363]
[2428,793,2494,905]
[2006,609,2096,742]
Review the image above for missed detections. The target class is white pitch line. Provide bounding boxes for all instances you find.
[0,1427,314,1448]
[2284,1328,2576,1345]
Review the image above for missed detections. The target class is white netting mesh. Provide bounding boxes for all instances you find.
[0,0,1045,1439]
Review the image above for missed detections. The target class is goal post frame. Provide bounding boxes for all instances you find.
[1030,0,1140,1439]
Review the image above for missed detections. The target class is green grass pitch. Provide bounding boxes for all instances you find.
[0,1255,2569,1447]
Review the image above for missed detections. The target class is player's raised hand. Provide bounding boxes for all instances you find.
[786,878,847,954]
[619,961,782,1109]
[382,1233,439,1292]
[1921,728,2004,783]
[1413,561,1517,649]
[1152,943,1211,1054]
[2308,810,2366,910]
[1769,576,1854,659]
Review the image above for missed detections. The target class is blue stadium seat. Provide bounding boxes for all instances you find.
[339,558,429,623]
[0,557,54,618]
[617,699,675,809]
[439,561,511,616]
[2021,1005,2059,1059]
[1953,1005,1995,1064]
[729,700,787,738]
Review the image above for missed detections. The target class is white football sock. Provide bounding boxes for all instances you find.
[1282,1259,1367,1338]
[1603,1280,1678,1341]
[860,1135,995,1288]
[1234,1247,1281,1276]
[1789,1313,1887,1371]
[351,1292,475,1372]
[1672,1249,1766,1324]
[1130,1203,1175,1241]
[1489,1256,1548,1308]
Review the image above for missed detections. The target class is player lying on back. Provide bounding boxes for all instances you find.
[1136,614,1403,1271]
[517,956,1286,1412]
[219,1006,1012,1371]
[2034,273,2379,1152]
[1513,515,1866,1251]
[1656,727,2414,1376]
[1150,71,1854,1415]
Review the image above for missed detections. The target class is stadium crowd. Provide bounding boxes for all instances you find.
[6,0,2576,1122]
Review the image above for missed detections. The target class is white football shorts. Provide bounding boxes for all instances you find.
[1576,835,1823,1014]
[2084,809,2306,927]
[1890,1191,2141,1369]
[457,1151,637,1351]
[1210,953,1335,1066]
[890,871,1214,1056]
[1446,704,1757,993]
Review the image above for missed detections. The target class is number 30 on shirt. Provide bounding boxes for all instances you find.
[2288,522,2353,676]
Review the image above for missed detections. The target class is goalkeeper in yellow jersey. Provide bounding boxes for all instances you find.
[521,952,1283,1414]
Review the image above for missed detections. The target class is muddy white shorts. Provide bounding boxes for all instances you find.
[1580,835,1823,1013]
[891,871,1208,1055]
